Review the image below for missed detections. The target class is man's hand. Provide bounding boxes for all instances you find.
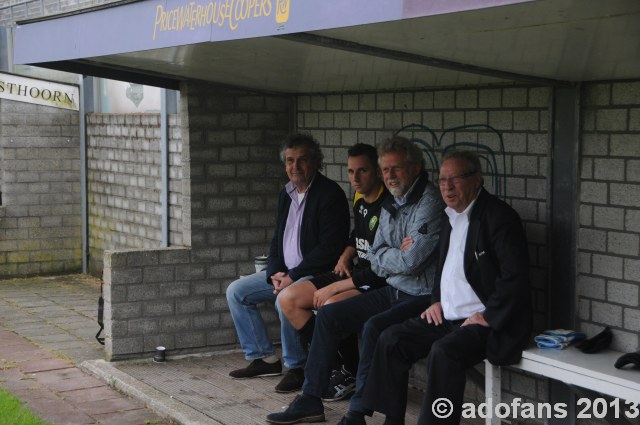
[462,312,489,327]
[313,285,338,309]
[400,236,414,251]
[271,272,293,294]
[420,302,443,325]
[333,256,352,277]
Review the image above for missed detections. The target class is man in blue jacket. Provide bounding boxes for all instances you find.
[226,133,350,393]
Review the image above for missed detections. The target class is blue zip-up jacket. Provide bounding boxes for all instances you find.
[368,171,444,296]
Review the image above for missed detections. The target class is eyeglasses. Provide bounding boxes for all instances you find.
[438,170,477,186]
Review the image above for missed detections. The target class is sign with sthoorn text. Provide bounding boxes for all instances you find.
[0,72,79,111]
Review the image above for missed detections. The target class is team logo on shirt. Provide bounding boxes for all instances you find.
[356,238,370,258]
[369,215,378,231]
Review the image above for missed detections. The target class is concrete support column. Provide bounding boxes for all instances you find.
[548,85,581,425]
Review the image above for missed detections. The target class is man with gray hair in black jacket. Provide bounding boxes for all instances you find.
[226,133,350,393]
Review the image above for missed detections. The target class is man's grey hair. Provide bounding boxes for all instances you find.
[442,150,483,175]
[378,136,425,169]
[279,133,324,170]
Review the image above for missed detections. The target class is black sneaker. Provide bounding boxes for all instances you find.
[266,394,325,424]
[321,366,356,401]
[275,367,305,393]
[229,358,282,379]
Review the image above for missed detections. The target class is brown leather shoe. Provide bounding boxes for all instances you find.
[275,367,305,393]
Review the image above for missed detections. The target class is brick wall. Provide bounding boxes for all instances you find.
[296,86,554,408]
[578,81,640,353]
[462,80,640,413]
[104,247,213,359]
[296,86,551,333]
[86,113,183,275]
[0,98,81,277]
[103,82,557,366]
[103,81,293,359]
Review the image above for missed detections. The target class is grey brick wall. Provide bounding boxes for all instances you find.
[181,82,291,260]
[86,113,183,275]
[103,82,292,359]
[103,247,238,360]
[296,86,557,412]
[297,85,551,334]
[0,98,81,277]
[578,81,640,353]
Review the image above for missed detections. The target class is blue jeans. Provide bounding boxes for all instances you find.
[225,271,310,369]
[301,286,431,413]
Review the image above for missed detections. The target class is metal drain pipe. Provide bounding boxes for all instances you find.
[79,76,96,273]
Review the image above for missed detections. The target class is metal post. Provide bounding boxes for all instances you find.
[79,76,96,274]
[160,89,177,247]
[0,26,12,72]
[484,361,502,425]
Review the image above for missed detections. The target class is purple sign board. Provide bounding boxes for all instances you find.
[14,0,532,65]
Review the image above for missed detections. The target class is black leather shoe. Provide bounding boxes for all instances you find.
[275,367,305,393]
[229,359,282,379]
[266,394,325,424]
[336,413,367,425]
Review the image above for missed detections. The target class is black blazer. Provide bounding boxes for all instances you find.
[266,172,350,283]
[432,188,532,365]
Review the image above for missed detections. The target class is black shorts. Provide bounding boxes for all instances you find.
[309,271,343,289]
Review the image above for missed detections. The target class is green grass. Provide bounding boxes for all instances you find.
[0,387,52,425]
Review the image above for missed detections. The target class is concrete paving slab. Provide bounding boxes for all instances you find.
[20,358,72,373]
[10,387,61,401]
[25,397,97,425]
[36,333,82,343]
[32,367,94,384]
[93,408,168,425]
[0,275,175,425]
[76,396,145,415]
[82,359,218,425]
[82,351,429,425]
[63,385,124,403]
[1,375,41,393]
[1,274,484,425]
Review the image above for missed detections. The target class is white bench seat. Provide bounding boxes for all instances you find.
[485,347,640,425]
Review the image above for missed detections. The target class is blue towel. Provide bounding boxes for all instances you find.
[535,329,586,350]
